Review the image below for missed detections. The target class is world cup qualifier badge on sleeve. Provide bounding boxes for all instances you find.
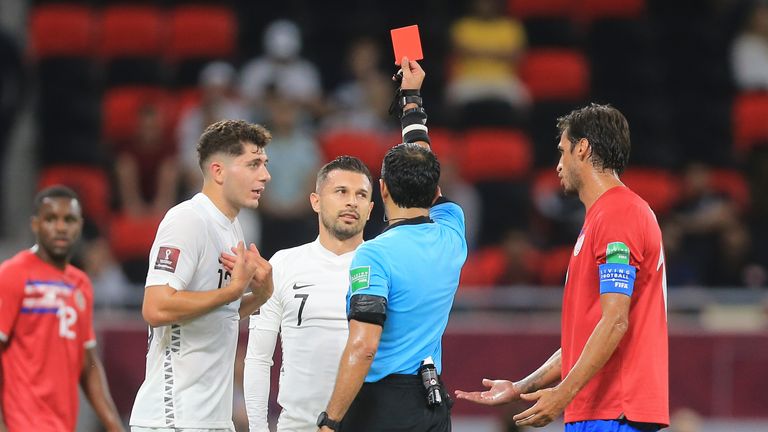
[350,266,371,293]
[155,246,181,273]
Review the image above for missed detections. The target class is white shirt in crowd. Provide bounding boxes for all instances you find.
[130,193,244,431]
[244,238,355,432]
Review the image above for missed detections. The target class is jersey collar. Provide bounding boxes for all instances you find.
[382,215,433,233]
[193,193,234,228]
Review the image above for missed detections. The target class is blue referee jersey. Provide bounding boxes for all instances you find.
[347,199,467,382]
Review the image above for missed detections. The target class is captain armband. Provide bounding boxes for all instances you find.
[348,294,387,326]
[598,263,637,296]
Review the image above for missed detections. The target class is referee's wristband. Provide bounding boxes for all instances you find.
[401,107,430,144]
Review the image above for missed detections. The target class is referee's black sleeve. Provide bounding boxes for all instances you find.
[348,294,387,326]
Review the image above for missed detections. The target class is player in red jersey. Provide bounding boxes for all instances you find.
[456,104,669,431]
[0,186,124,432]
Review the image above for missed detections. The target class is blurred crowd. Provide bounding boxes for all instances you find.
[0,0,767,309]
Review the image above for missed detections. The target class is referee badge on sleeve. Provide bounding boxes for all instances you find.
[350,266,371,293]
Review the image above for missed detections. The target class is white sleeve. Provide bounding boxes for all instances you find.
[244,328,279,432]
[145,208,203,291]
[243,254,284,431]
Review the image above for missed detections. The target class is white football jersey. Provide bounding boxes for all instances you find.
[130,193,244,430]
[244,238,354,432]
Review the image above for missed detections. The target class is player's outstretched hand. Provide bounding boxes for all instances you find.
[454,379,522,406]
[399,56,425,92]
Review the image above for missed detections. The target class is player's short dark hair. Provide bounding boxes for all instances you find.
[381,143,440,209]
[33,185,80,214]
[557,103,631,175]
[316,156,374,191]
[197,120,272,170]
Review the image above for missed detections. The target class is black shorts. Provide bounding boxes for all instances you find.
[340,374,452,432]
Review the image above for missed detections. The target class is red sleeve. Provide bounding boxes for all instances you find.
[0,261,25,343]
[81,276,97,348]
[591,205,646,269]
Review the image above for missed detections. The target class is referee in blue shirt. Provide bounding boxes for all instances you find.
[316,58,467,432]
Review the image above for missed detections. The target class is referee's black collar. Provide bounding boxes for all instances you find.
[383,215,433,233]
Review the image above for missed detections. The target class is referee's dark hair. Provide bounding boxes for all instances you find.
[197,119,272,170]
[33,185,80,215]
[557,103,631,175]
[316,156,374,191]
[381,143,440,209]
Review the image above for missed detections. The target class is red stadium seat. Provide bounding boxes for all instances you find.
[621,168,681,215]
[459,247,506,288]
[424,127,460,161]
[460,129,533,182]
[38,165,111,229]
[732,92,768,154]
[537,246,572,285]
[520,49,590,102]
[166,6,236,62]
[508,0,575,19]
[98,5,164,59]
[318,129,388,175]
[109,213,163,261]
[29,4,96,59]
[576,0,645,23]
[102,86,173,143]
[710,169,750,212]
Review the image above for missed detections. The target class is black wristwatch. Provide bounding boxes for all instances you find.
[316,411,341,430]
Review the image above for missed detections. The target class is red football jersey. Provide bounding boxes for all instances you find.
[562,186,669,426]
[0,250,96,432]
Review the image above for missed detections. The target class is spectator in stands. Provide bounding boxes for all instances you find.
[497,229,539,286]
[178,61,248,197]
[668,162,750,286]
[114,103,179,216]
[732,0,768,90]
[240,19,323,120]
[446,0,529,125]
[322,36,393,132]
[440,154,482,250]
[0,28,23,233]
[257,87,321,257]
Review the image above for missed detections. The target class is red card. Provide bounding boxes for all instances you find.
[390,25,423,65]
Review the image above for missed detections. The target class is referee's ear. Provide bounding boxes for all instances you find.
[379,179,389,202]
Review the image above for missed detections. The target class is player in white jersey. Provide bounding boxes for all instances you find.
[232,156,374,432]
[130,120,275,432]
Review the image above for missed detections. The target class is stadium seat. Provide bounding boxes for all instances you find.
[460,129,533,183]
[38,165,111,229]
[732,92,768,155]
[537,246,572,285]
[577,0,646,23]
[520,49,590,102]
[318,130,388,175]
[166,6,236,62]
[99,6,164,59]
[508,0,575,19]
[710,169,751,212]
[108,213,163,262]
[29,4,95,59]
[459,247,506,288]
[102,86,173,143]
[98,5,166,86]
[620,168,681,215]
